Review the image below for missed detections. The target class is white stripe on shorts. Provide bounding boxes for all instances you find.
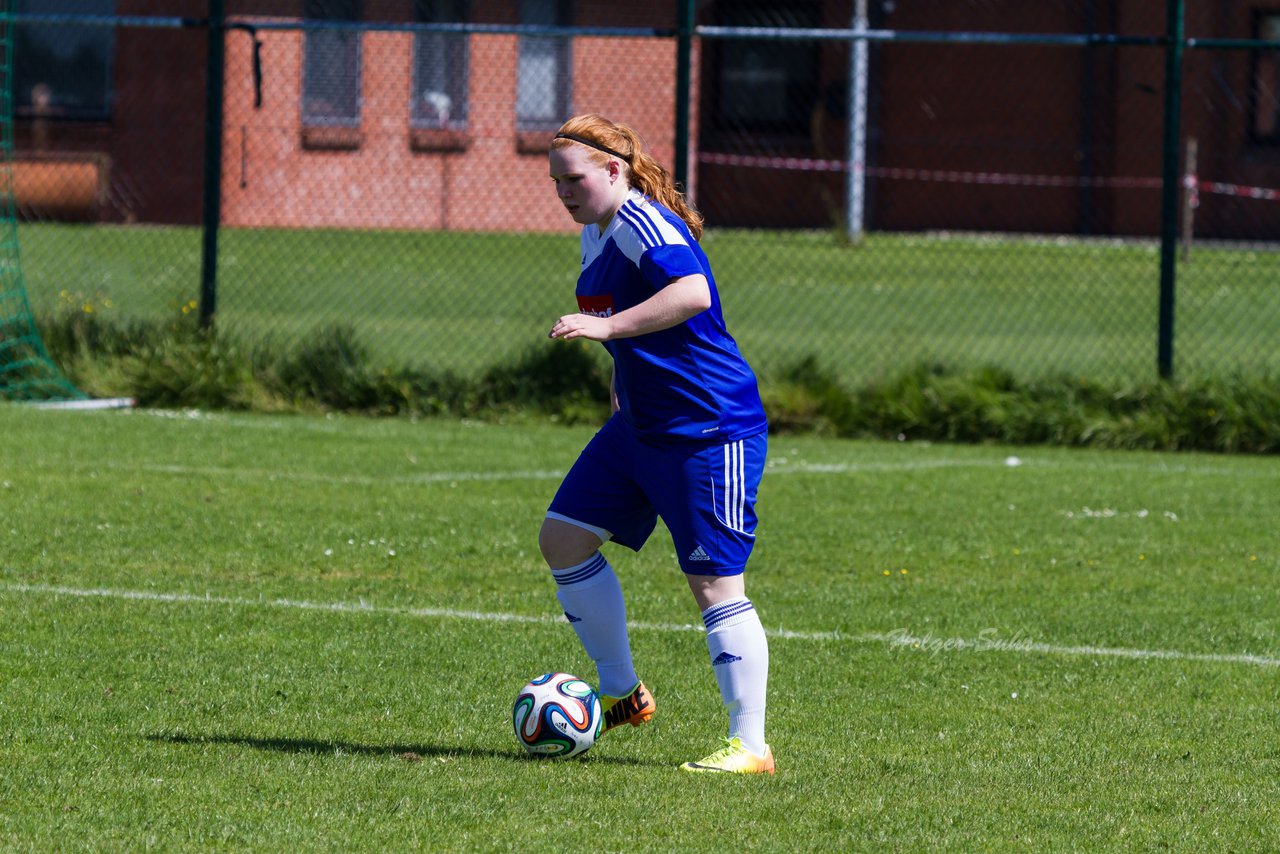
[723,440,746,533]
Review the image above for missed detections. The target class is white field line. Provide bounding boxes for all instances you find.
[26,453,1278,489]
[42,460,567,487]
[3,581,1278,669]
[126,463,567,486]
[35,456,1014,489]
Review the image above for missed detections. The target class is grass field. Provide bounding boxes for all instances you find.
[19,223,1280,384]
[2,403,1277,850]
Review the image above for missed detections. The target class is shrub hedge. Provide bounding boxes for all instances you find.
[36,310,1280,453]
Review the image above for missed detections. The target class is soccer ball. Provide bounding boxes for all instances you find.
[512,672,602,758]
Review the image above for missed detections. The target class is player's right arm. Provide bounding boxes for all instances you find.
[548,274,711,343]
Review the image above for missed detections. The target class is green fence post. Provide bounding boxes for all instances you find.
[1157,0,1185,379]
[673,0,694,191]
[199,0,225,330]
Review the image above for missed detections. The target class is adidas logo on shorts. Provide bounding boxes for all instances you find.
[688,545,711,562]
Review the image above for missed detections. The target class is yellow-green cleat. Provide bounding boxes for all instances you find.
[680,737,775,774]
[600,681,655,733]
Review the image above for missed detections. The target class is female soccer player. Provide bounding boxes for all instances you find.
[540,114,773,774]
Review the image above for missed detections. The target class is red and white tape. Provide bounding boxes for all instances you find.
[697,151,1280,201]
[1197,180,1280,202]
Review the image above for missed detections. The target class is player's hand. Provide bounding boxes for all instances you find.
[549,313,613,342]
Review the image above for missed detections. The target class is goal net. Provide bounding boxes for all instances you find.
[0,11,84,402]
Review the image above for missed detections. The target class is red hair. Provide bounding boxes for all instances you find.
[551,114,704,240]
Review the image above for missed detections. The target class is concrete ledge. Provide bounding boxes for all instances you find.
[11,153,109,221]
[409,127,472,153]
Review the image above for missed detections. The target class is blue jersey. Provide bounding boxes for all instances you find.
[575,190,767,444]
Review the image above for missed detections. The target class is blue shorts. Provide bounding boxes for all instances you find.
[547,414,767,576]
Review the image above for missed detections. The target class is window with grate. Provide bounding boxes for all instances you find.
[302,0,362,129]
[515,0,572,132]
[14,0,115,122]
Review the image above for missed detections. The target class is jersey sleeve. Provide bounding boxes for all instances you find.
[615,199,706,290]
[638,244,703,290]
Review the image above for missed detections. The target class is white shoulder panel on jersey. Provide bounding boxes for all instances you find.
[612,195,687,266]
[580,225,603,271]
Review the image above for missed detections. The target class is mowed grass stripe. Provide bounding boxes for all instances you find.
[3,407,1279,848]
[7,581,1278,669]
[22,224,1280,382]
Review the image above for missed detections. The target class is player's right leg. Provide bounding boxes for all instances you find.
[599,681,655,732]
[539,516,634,691]
[539,518,654,731]
[541,417,658,726]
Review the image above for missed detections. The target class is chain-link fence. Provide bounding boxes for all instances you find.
[8,1,1280,390]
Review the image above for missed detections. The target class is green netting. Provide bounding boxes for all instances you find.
[0,13,82,402]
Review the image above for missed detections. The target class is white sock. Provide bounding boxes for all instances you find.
[702,596,769,756]
[552,553,637,698]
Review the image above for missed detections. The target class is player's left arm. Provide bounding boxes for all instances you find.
[548,274,710,342]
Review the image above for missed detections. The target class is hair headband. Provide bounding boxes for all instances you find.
[554,132,631,162]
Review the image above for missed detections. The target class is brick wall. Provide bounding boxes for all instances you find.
[221,27,685,233]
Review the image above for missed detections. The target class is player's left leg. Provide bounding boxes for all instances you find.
[640,432,773,772]
[684,572,771,771]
